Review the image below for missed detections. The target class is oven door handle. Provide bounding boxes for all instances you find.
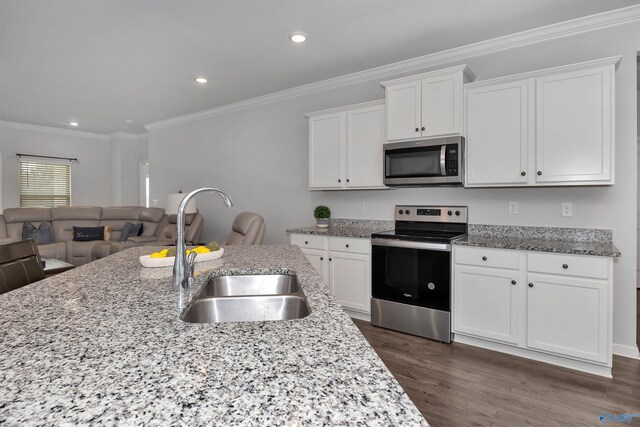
[371,238,451,252]
[440,145,447,176]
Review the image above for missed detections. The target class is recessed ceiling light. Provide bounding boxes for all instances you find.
[195,77,208,84]
[290,32,307,43]
[125,119,133,123]
[69,121,79,127]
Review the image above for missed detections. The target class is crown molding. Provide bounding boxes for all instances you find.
[0,120,109,141]
[144,4,640,131]
[465,56,622,89]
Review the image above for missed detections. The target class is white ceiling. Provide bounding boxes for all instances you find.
[1,0,638,134]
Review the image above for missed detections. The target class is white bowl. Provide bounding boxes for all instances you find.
[139,248,224,268]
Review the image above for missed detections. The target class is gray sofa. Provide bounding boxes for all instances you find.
[0,206,204,266]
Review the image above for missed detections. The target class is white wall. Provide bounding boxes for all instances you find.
[110,134,149,206]
[0,125,113,207]
[148,23,639,353]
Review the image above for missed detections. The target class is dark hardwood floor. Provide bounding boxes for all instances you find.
[353,290,640,427]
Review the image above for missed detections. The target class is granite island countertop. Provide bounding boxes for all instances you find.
[0,245,427,426]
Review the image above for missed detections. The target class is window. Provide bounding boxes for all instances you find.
[19,160,71,207]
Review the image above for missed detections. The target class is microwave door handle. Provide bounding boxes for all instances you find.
[440,145,447,176]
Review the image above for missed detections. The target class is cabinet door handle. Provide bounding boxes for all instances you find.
[320,257,323,261]
[482,256,487,261]
[528,283,534,288]
[537,171,542,176]
[562,264,568,269]
[346,244,349,248]
[338,179,341,183]
[304,241,308,245]
[346,179,350,183]
[421,126,426,131]
[521,171,526,176]
[329,258,332,262]
[511,280,516,285]
[415,127,420,132]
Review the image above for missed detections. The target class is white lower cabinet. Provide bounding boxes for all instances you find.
[290,233,371,319]
[301,248,328,285]
[527,273,608,364]
[454,265,519,345]
[329,252,370,313]
[453,245,613,377]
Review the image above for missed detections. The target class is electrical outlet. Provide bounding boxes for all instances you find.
[508,201,519,215]
[562,203,573,217]
[358,202,366,212]
[152,199,159,206]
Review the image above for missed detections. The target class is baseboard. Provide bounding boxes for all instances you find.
[344,308,370,322]
[613,343,640,359]
[454,334,612,378]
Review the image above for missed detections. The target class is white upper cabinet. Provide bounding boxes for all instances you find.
[346,104,385,188]
[466,79,531,185]
[465,57,619,187]
[308,112,345,188]
[385,81,421,141]
[382,65,474,142]
[535,66,613,183]
[307,100,386,190]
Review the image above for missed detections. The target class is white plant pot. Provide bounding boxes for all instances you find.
[316,218,330,228]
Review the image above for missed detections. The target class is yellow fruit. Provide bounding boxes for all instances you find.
[150,252,164,258]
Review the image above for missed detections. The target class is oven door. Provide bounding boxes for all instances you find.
[371,238,451,311]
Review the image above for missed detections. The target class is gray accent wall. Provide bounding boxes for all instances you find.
[148,23,639,353]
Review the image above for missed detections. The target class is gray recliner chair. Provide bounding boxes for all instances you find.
[224,212,265,245]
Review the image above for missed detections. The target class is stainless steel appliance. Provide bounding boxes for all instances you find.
[370,205,468,342]
[383,136,464,186]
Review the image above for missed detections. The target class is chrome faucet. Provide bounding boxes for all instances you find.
[172,187,233,291]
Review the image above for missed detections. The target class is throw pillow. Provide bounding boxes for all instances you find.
[22,221,55,244]
[73,226,105,242]
[104,225,112,241]
[120,222,143,242]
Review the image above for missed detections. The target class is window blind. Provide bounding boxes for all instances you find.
[19,160,71,208]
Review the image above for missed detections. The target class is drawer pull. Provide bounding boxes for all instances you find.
[562,264,568,269]
[320,257,323,261]
[511,280,516,285]
[528,283,534,288]
[304,241,308,245]
[346,244,349,248]
[482,256,487,261]
[329,258,332,262]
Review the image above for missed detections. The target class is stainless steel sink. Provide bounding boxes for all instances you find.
[180,274,311,323]
[199,274,301,297]
[181,295,310,323]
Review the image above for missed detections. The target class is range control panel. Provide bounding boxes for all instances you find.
[394,205,468,223]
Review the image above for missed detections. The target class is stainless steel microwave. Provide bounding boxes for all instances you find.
[383,137,464,186]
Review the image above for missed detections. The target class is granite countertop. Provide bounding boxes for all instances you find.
[0,245,427,425]
[453,224,621,257]
[287,219,394,239]
[286,225,391,239]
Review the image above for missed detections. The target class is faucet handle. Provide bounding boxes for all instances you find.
[186,251,197,287]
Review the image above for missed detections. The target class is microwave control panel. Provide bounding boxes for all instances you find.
[445,144,458,176]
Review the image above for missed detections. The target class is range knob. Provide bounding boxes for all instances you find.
[447,210,452,216]
[398,210,404,215]
[455,210,461,216]
[405,209,410,215]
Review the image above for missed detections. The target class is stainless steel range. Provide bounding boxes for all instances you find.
[370,205,468,343]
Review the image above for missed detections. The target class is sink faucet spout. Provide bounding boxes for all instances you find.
[172,187,233,291]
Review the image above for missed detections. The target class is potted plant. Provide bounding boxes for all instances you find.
[314,205,331,228]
